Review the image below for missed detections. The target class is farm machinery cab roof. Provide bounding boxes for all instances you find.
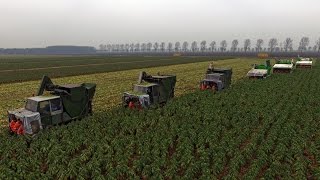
[123,72,176,109]
[296,57,313,68]
[7,76,96,135]
[247,60,271,79]
[200,67,232,91]
[273,59,294,73]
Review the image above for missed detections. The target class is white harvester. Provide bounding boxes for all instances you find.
[247,60,271,79]
[296,57,313,69]
[273,59,294,73]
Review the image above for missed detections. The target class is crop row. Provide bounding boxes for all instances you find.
[0,56,232,83]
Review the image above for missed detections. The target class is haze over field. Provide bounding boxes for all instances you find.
[0,0,319,48]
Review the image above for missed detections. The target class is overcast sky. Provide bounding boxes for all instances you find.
[0,0,319,48]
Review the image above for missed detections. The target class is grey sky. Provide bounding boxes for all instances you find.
[0,0,319,48]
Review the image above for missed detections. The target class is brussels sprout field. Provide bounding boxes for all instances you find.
[0,59,319,179]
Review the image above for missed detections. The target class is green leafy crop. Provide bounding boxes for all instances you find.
[0,59,319,179]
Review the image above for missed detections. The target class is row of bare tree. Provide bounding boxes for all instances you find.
[99,37,320,53]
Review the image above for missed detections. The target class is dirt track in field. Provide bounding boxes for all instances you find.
[0,58,172,72]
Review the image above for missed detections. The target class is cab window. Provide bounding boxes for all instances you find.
[50,98,62,112]
[25,99,38,112]
[134,86,145,93]
[38,101,50,115]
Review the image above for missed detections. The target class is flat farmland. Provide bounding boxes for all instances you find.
[0,58,263,121]
[0,55,232,83]
[0,58,319,179]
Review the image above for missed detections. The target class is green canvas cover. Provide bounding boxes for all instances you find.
[60,83,96,118]
[157,76,176,103]
[277,59,292,64]
[254,60,271,75]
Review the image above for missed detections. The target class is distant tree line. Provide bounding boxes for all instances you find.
[0,46,96,55]
[98,37,320,54]
[1,37,319,56]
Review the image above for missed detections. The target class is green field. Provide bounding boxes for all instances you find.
[0,55,232,84]
[0,58,318,179]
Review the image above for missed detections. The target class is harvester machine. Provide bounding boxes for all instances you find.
[200,67,232,91]
[7,76,96,135]
[273,59,294,73]
[123,72,176,109]
[247,60,271,79]
[296,57,313,69]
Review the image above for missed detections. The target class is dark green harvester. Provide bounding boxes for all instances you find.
[8,76,96,135]
[208,68,233,89]
[123,72,176,109]
[200,67,232,91]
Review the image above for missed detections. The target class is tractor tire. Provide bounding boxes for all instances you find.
[159,102,166,107]
[136,102,143,110]
[211,85,217,92]
[46,125,53,129]
[8,127,14,135]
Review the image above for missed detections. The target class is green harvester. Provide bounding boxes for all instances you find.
[7,76,96,135]
[200,67,233,91]
[123,72,176,109]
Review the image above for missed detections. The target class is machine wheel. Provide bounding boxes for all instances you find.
[211,84,217,92]
[135,102,143,110]
[88,101,93,115]
[159,102,166,107]
[46,125,53,129]
[8,127,14,135]
[171,89,175,98]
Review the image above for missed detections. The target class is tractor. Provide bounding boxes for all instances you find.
[200,67,232,92]
[296,57,313,69]
[247,60,272,79]
[123,72,176,109]
[7,76,96,135]
[273,59,294,73]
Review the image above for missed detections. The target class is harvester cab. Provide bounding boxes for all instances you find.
[295,57,313,69]
[123,72,176,109]
[273,59,294,73]
[247,60,271,79]
[200,68,232,91]
[7,76,96,135]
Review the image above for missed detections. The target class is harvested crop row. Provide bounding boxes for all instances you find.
[0,56,232,83]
